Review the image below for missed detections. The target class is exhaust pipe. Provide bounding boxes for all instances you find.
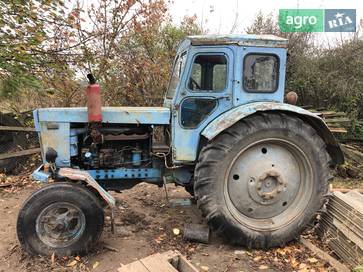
[86,74,102,123]
[86,74,103,144]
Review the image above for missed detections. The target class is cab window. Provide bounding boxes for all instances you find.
[188,54,227,92]
[243,54,279,92]
[180,98,217,128]
[166,51,187,98]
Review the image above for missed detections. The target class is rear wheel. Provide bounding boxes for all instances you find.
[17,182,104,256]
[194,112,332,248]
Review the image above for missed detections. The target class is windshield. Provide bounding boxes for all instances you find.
[166,51,187,99]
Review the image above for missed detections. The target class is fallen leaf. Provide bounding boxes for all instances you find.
[93,261,100,269]
[258,265,268,270]
[75,256,81,261]
[276,248,287,256]
[200,266,209,271]
[290,257,299,268]
[67,260,78,267]
[234,250,246,255]
[51,252,55,265]
[253,256,262,261]
[308,257,318,264]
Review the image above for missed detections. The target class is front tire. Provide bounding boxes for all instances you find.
[194,112,332,248]
[17,182,104,256]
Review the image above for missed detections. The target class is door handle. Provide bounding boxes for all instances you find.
[217,95,231,101]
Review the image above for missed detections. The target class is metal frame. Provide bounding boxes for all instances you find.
[87,168,161,182]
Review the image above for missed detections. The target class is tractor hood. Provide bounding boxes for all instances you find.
[33,107,170,130]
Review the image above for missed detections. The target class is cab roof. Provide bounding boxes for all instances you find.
[186,34,288,48]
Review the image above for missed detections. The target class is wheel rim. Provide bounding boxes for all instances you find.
[224,138,313,231]
[36,202,86,248]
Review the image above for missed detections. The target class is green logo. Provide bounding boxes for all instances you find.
[279,9,324,32]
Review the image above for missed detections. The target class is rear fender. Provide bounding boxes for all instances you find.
[201,102,344,165]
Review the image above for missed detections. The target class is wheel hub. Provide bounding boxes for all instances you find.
[36,202,86,248]
[226,140,309,222]
[254,170,286,203]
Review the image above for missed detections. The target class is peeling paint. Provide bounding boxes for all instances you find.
[188,34,288,48]
[35,107,170,125]
[201,101,344,164]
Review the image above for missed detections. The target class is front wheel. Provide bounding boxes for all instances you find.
[194,112,332,248]
[17,182,104,256]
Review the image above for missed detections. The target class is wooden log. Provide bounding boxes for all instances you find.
[0,126,36,132]
[0,148,41,160]
[300,238,350,272]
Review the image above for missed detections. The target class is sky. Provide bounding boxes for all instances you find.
[168,0,362,45]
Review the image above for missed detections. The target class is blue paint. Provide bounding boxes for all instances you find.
[202,102,323,140]
[34,107,170,124]
[187,34,289,48]
[87,168,161,181]
[169,41,287,162]
[131,150,142,166]
[32,165,51,182]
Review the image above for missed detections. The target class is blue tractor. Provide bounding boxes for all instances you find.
[17,35,343,256]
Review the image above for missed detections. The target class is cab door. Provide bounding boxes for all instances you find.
[233,46,287,106]
[172,46,235,162]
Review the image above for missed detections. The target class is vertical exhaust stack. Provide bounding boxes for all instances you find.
[86,74,102,123]
[86,74,103,144]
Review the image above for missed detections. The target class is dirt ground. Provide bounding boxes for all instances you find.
[0,177,341,272]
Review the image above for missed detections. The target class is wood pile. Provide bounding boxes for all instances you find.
[338,144,363,179]
[316,191,363,268]
[312,110,351,133]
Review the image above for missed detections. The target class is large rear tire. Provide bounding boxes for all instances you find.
[194,112,332,248]
[17,182,104,256]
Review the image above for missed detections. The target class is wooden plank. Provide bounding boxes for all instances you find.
[321,111,347,118]
[0,126,36,132]
[177,255,199,272]
[0,148,41,160]
[300,238,350,272]
[140,253,177,272]
[117,251,199,272]
[118,261,150,272]
[325,118,351,125]
[329,128,347,133]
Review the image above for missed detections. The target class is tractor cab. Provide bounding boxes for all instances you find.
[164,34,288,162]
